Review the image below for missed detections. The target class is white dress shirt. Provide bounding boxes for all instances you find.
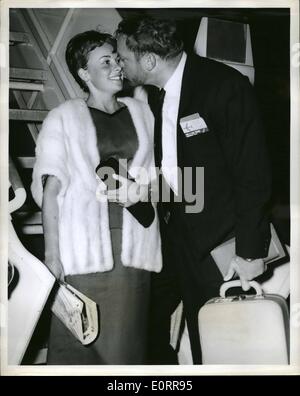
[161,51,187,195]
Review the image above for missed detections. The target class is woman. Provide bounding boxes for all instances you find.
[31,30,162,365]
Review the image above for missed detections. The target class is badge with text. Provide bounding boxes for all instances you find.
[180,113,209,137]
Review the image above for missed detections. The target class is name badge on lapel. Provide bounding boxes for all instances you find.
[180,113,209,137]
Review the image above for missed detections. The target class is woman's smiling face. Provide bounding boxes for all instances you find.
[84,43,123,94]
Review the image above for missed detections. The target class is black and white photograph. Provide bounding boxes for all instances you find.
[0,0,299,376]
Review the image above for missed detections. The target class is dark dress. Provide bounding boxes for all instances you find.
[47,106,151,365]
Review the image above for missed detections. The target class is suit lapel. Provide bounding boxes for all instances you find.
[177,55,198,168]
[176,55,208,168]
[178,55,195,121]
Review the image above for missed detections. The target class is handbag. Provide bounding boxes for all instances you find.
[210,223,288,277]
[51,282,99,345]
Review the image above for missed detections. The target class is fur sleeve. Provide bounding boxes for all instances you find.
[31,107,70,208]
[117,96,155,185]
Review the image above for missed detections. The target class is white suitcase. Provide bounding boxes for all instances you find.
[198,280,289,364]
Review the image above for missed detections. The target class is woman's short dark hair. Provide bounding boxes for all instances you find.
[116,17,183,60]
[65,30,116,92]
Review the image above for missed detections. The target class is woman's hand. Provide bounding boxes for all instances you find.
[106,174,148,207]
[45,255,65,281]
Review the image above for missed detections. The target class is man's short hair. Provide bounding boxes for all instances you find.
[65,30,116,92]
[116,17,183,60]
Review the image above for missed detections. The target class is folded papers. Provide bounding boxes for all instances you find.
[211,224,287,278]
[51,282,99,345]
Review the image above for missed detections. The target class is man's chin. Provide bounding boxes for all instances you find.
[123,77,139,88]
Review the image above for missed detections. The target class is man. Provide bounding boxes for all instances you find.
[115,16,272,364]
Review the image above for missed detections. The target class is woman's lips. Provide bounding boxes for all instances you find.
[109,73,123,81]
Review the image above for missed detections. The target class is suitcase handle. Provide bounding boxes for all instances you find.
[220,280,263,298]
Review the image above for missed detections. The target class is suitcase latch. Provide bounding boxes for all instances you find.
[232,295,247,301]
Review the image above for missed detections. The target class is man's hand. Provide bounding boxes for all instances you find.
[224,255,266,291]
[106,174,148,208]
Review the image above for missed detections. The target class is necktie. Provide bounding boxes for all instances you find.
[152,88,174,223]
[154,88,166,168]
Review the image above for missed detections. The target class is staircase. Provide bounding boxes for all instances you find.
[9,9,72,235]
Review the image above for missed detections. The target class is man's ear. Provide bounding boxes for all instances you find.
[140,53,156,72]
[78,68,90,83]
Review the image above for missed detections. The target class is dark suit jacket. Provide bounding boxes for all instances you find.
[149,53,271,262]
